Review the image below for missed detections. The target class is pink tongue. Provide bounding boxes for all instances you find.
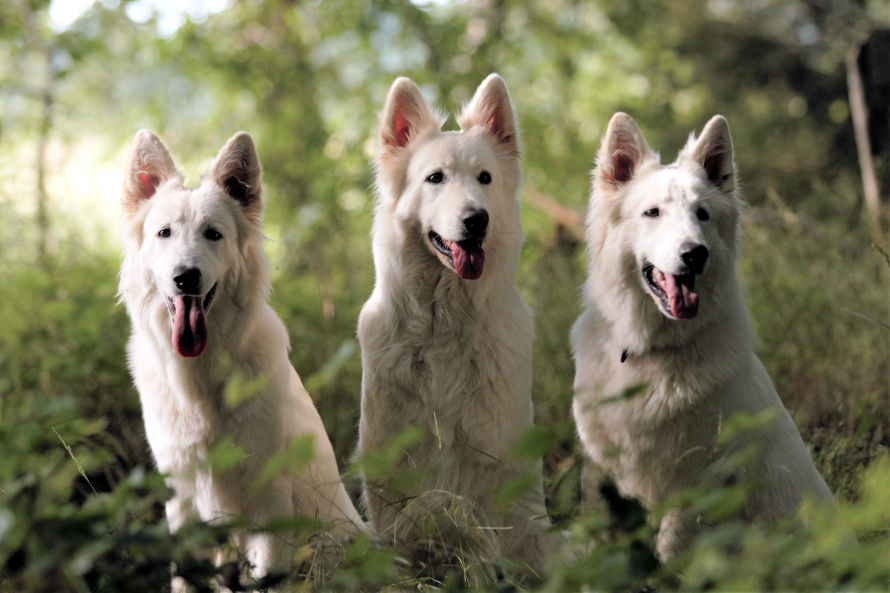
[172,295,208,357]
[447,241,486,280]
[664,274,699,320]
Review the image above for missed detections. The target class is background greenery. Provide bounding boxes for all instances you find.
[1,0,889,591]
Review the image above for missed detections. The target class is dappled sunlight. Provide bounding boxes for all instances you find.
[46,137,128,251]
[50,0,229,36]
[0,136,128,254]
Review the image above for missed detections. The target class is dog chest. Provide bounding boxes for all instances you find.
[139,384,218,475]
[360,286,533,458]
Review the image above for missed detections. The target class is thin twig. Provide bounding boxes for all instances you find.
[522,184,585,241]
[844,309,890,332]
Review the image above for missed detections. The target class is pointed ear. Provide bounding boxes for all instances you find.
[685,115,735,194]
[122,130,179,217]
[457,73,519,157]
[379,77,441,156]
[594,112,654,188]
[209,132,263,222]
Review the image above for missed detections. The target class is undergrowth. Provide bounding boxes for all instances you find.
[1,206,888,592]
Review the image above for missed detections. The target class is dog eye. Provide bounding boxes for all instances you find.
[158,228,171,238]
[204,228,223,241]
[426,171,444,184]
[478,171,492,185]
[643,208,660,218]
[696,207,710,221]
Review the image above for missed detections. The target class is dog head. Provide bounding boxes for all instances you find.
[589,113,740,324]
[375,74,521,280]
[121,130,263,358]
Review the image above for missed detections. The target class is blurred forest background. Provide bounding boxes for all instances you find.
[2,0,890,591]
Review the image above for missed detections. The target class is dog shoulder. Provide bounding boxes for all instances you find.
[357,295,385,341]
[504,287,535,336]
[570,305,602,356]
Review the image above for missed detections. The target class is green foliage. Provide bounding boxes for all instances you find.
[715,408,777,445]
[318,533,398,591]
[0,390,218,592]
[495,473,541,513]
[253,435,315,490]
[353,426,427,498]
[224,368,270,407]
[2,0,890,591]
[205,437,249,476]
[668,459,890,592]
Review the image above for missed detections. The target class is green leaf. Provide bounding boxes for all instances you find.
[223,372,268,407]
[598,383,649,406]
[716,408,778,445]
[253,433,316,489]
[496,471,539,512]
[353,426,425,479]
[304,340,356,393]
[511,424,555,460]
[205,436,247,474]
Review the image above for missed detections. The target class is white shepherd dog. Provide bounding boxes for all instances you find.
[571,113,834,560]
[119,130,363,585]
[357,74,550,569]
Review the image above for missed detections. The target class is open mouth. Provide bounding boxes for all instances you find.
[428,231,486,280]
[165,283,217,357]
[642,263,699,320]
[165,283,217,318]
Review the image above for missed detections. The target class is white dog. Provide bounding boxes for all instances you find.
[119,130,363,585]
[571,113,834,560]
[357,74,550,569]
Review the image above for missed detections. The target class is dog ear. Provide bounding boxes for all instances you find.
[122,130,179,216]
[379,77,442,156]
[685,115,735,194]
[210,132,263,222]
[595,112,653,188]
[458,73,520,157]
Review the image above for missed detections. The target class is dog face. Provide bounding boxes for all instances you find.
[375,74,521,280]
[121,131,263,357]
[590,113,739,321]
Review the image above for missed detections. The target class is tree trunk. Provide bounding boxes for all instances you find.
[36,67,53,267]
[846,42,883,246]
[15,0,54,267]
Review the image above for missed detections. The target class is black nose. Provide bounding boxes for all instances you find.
[462,208,489,238]
[173,267,202,294]
[680,243,709,275]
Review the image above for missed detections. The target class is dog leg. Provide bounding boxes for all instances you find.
[166,494,205,593]
[245,532,288,583]
[655,509,700,562]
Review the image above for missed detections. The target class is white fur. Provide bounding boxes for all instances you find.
[119,130,363,583]
[571,113,833,560]
[357,75,550,567]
